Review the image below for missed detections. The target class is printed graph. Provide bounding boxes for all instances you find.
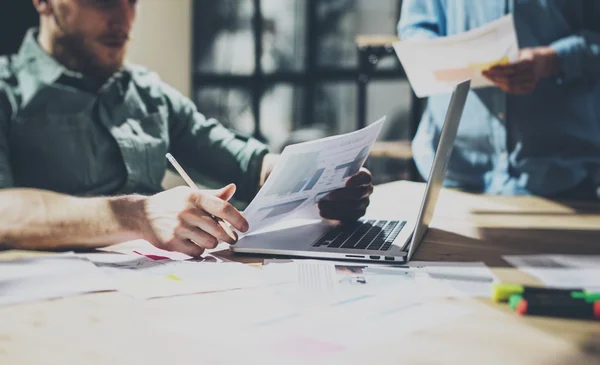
[259,198,308,219]
[265,152,324,196]
[290,169,325,194]
[335,146,369,178]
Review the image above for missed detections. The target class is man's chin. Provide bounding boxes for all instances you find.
[91,53,126,78]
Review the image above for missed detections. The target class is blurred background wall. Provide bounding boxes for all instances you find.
[128,0,193,98]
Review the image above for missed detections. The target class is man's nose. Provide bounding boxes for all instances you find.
[108,0,136,29]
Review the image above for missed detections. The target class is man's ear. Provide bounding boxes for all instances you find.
[32,0,53,16]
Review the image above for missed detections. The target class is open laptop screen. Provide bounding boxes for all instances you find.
[406,79,471,260]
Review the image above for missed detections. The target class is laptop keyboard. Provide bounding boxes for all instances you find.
[312,220,406,251]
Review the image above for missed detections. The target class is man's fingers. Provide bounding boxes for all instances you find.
[511,83,536,94]
[483,73,536,94]
[485,59,533,77]
[499,80,536,94]
[175,223,220,249]
[190,192,249,232]
[325,185,373,201]
[180,211,237,244]
[211,183,237,202]
[345,168,372,188]
[165,237,205,257]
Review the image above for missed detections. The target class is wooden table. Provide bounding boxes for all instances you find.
[2,181,600,364]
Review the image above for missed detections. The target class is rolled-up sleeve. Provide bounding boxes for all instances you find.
[163,83,269,202]
[0,83,14,188]
[398,0,444,39]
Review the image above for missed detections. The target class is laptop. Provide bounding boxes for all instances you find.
[232,79,470,263]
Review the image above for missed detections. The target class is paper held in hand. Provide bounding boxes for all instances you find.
[393,14,519,97]
[241,117,385,235]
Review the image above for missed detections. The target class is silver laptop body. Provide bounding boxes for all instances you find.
[232,80,470,263]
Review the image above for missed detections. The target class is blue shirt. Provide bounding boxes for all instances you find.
[0,29,268,200]
[398,0,600,196]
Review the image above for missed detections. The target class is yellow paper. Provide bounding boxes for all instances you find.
[468,56,510,72]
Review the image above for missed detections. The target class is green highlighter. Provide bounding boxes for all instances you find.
[492,283,600,303]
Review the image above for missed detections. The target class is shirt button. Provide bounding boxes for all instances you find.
[497,112,505,120]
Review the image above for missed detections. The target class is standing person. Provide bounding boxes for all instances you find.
[399,0,600,200]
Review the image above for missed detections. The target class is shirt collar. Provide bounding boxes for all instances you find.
[17,27,132,90]
[17,28,67,85]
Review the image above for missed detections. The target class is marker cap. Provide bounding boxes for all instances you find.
[515,299,528,316]
[509,294,523,310]
[492,283,524,302]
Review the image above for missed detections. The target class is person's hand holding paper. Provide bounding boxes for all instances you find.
[482,47,559,94]
[259,159,375,224]
[393,14,520,97]
[241,118,385,235]
[318,167,374,222]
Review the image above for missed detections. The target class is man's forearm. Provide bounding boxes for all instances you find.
[0,189,146,250]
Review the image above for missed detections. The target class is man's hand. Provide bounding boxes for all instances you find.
[482,47,559,94]
[318,168,374,222]
[138,184,249,257]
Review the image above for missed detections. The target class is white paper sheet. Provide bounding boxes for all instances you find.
[503,254,600,291]
[394,14,519,97]
[242,118,385,235]
[264,259,499,299]
[103,239,194,261]
[80,253,286,299]
[0,256,116,306]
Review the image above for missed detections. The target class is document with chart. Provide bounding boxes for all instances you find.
[242,117,385,235]
[393,14,518,97]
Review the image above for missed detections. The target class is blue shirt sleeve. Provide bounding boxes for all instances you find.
[397,0,445,39]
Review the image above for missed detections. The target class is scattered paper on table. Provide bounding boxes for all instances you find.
[503,254,600,291]
[394,14,519,97]
[0,256,116,306]
[102,239,194,261]
[242,118,385,235]
[80,253,285,299]
[410,260,499,297]
[264,259,498,299]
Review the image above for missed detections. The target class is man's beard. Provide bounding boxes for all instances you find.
[53,31,125,83]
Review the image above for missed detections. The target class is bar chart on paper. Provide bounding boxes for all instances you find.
[258,198,309,219]
[264,153,327,196]
[334,146,369,179]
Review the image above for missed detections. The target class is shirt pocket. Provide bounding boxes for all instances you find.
[10,113,96,194]
[126,112,169,188]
